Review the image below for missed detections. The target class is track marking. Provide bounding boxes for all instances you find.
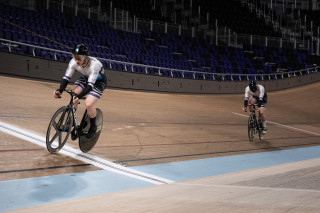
[233,112,320,136]
[0,164,91,174]
[112,123,145,131]
[175,182,320,193]
[112,128,123,131]
[0,121,173,185]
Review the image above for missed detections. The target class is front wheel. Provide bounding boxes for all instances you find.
[46,106,73,153]
[248,113,256,141]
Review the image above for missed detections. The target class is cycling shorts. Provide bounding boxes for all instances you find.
[74,75,106,99]
[251,93,268,108]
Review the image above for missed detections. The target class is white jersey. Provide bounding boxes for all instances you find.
[63,56,104,87]
[244,84,265,101]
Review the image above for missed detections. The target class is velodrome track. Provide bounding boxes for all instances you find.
[0,75,320,212]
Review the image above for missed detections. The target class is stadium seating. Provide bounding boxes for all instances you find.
[0,2,318,81]
[195,0,282,37]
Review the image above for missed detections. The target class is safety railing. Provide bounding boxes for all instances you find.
[1,38,319,82]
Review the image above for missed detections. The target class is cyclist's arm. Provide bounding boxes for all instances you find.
[76,84,92,99]
[57,60,76,93]
[243,87,250,112]
[57,78,69,93]
[244,99,248,107]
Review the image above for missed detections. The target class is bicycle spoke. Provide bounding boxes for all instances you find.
[59,132,62,146]
[46,106,74,153]
[49,131,60,144]
[60,111,67,122]
[51,121,58,131]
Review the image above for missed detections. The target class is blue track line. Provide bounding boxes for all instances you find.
[1,145,320,212]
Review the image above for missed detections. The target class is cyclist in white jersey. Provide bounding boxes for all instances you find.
[243,80,268,134]
[53,44,106,139]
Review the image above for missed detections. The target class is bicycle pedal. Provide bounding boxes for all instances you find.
[71,130,78,141]
[80,131,87,137]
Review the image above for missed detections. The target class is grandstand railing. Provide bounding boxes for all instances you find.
[131,17,318,53]
[1,38,319,82]
[43,0,318,53]
[9,0,319,55]
[108,7,318,54]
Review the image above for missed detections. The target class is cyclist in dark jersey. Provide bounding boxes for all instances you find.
[53,44,106,139]
[243,80,268,134]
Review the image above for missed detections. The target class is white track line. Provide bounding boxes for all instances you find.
[0,121,173,185]
[232,112,320,136]
[175,182,320,193]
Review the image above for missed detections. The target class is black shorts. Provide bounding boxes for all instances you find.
[252,93,268,108]
[74,75,106,99]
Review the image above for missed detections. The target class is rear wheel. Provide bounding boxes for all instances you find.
[79,108,103,153]
[248,113,256,141]
[46,107,73,153]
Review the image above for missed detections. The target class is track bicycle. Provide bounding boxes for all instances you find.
[247,104,264,141]
[46,89,103,153]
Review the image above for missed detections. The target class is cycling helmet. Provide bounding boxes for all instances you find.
[72,44,89,56]
[249,80,257,92]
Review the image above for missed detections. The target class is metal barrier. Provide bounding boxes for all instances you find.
[1,38,318,82]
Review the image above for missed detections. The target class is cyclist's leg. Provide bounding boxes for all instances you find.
[85,79,105,138]
[84,95,98,138]
[85,95,98,118]
[260,110,267,135]
[259,107,267,132]
[73,75,87,110]
[248,96,257,112]
[85,79,105,118]
[260,94,268,133]
[259,107,266,122]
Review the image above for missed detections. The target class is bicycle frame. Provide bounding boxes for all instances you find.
[64,90,88,140]
[47,88,103,153]
[65,92,77,132]
[248,104,263,141]
[46,89,88,153]
[66,91,83,136]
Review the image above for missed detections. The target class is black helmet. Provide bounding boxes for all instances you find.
[72,44,89,56]
[249,80,257,92]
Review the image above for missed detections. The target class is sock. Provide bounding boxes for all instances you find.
[90,117,96,128]
[262,120,266,128]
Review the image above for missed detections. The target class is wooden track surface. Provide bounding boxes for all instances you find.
[0,75,320,180]
[1,75,320,212]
